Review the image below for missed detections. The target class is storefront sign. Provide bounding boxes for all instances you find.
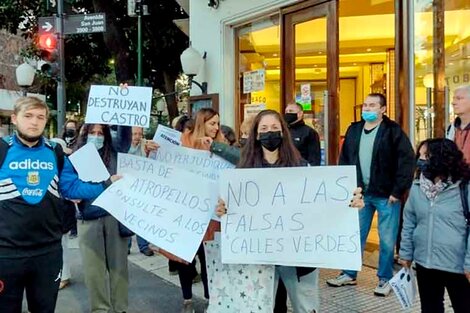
[95,153,217,262]
[219,166,361,271]
[86,85,152,127]
[243,69,265,94]
[297,83,312,111]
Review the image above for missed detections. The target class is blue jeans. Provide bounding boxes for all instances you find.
[274,267,319,313]
[127,235,149,252]
[343,195,400,281]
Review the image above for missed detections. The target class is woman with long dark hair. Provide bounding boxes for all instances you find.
[75,124,131,313]
[215,109,364,313]
[399,138,470,313]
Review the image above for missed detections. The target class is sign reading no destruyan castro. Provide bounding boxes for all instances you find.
[85,85,153,128]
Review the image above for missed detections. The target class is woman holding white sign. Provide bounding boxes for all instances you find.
[75,124,131,313]
[215,109,364,313]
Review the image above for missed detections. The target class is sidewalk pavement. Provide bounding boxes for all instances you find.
[128,239,454,313]
[50,236,453,313]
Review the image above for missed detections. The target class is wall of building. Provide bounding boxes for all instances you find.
[189,0,300,126]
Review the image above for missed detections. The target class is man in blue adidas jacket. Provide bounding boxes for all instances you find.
[0,97,119,313]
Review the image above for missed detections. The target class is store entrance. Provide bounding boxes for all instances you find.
[282,0,397,267]
[282,0,339,165]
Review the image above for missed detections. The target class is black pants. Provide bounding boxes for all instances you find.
[273,280,287,313]
[0,249,62,313]
[177,244,209,299]
[416,263,470,313]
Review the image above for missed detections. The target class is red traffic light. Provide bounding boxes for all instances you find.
[38,34,57,51]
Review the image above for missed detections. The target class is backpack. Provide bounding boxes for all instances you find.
[459,181,470,227]
[0,136,74,233]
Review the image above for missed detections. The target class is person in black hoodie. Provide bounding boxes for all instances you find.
[326,93,415,297]
[284,103,321,166]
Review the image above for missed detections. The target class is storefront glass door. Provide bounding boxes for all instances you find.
[282,1,339,164]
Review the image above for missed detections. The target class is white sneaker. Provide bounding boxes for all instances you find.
[374,279,392,296]
[326,273,357,287]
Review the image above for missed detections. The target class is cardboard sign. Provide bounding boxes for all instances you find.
[85,85,152,127]
[153,125,181,146]
[94,154,217,262]
[219,166,361,271]
[390,267,417,309]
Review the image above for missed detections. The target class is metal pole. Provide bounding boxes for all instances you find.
[56,0,66,132]
[137,0,143,86]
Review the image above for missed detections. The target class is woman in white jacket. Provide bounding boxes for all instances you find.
[399,138,470,313]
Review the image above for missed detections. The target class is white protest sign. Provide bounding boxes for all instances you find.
[68,143,110,182]
[153,125,181,146]
[85,85,152,127]
[94,154,217,262]
[149,142,235,181]
[390,267,417,309]
[219,166,361,271]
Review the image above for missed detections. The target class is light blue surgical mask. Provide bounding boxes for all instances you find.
[361,111,379,122]
[87,135,104,150]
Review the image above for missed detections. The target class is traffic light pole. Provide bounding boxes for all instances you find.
[56,0,66,133]
[136,1,143,86]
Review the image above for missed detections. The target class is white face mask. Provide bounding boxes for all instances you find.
[87,135,104,150]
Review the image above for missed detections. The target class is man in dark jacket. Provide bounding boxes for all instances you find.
[284,103,321,165]
[326,93,415,297]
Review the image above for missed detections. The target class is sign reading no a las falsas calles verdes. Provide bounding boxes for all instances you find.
[85,85,153,128]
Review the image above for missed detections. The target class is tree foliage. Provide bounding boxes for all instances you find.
[0,0,188,121]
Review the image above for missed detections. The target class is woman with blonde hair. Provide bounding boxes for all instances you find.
[181,108,224,150]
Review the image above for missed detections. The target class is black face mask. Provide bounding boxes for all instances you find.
[65,128,76,138]
[239,137,247,147]
[416,159,429,173]
[284,113,298,125]
[258,131,283,152]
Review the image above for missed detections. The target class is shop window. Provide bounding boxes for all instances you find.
[236,16,281,123]
[339,0,395,264]
[413,0,470,143]
[338,0,395,137]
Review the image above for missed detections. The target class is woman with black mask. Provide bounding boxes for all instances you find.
[60,119,80,149]
[59,119,80,239]
[215,109,364,313]
[399,138,470,313]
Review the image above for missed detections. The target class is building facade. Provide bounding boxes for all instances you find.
[189,0,470,163]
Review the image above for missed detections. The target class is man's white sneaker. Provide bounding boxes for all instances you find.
[326,273,357,287]
[374,279,392,296]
